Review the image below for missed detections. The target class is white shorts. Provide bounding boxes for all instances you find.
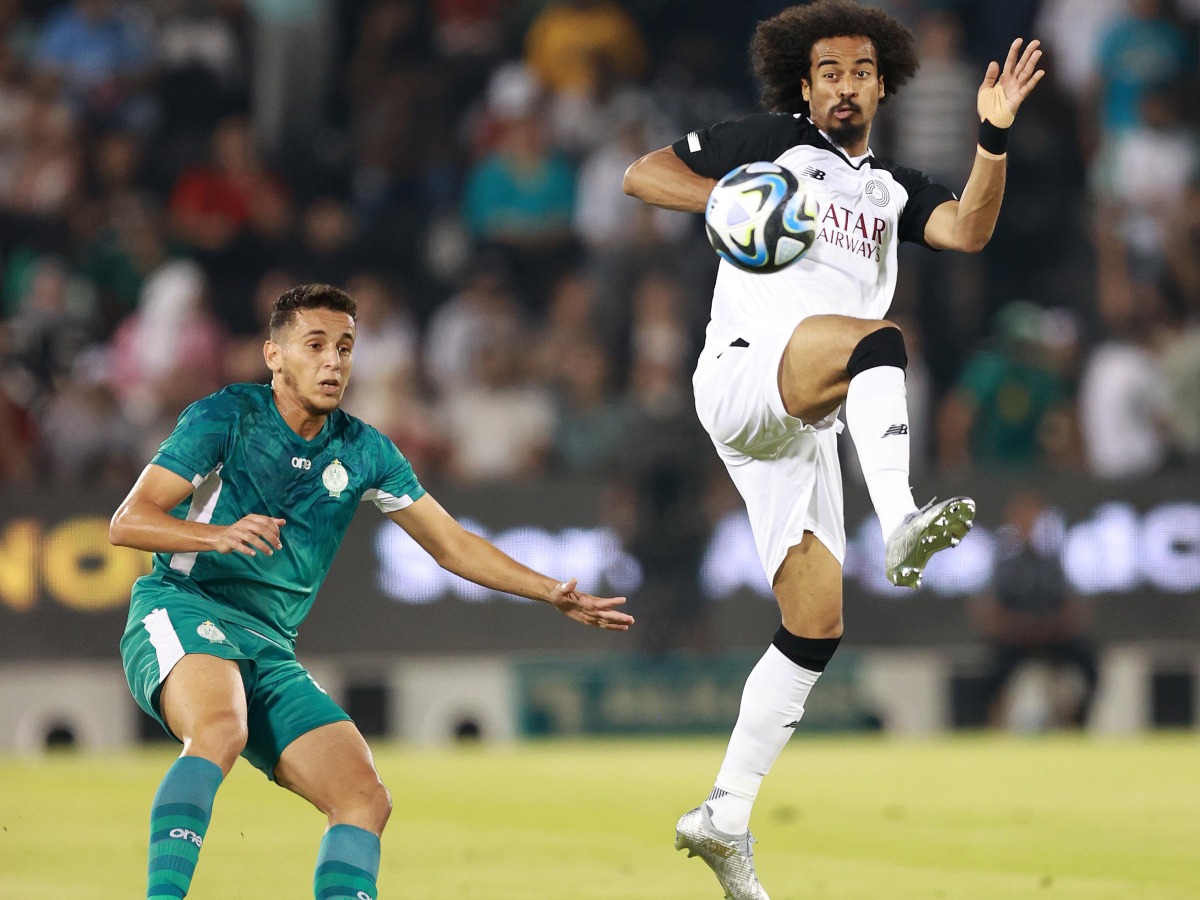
[693,319,846,581]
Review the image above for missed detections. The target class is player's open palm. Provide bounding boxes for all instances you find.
[548,578,634,631]
[214,514,286,556]
[978,37,1045,127]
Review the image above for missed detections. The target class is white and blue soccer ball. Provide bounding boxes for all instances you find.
[704,162,818,274]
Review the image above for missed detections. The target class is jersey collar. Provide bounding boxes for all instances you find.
[807,117,874,169]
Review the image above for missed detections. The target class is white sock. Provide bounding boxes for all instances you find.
[707,645,822,835]
[845,365,917,540]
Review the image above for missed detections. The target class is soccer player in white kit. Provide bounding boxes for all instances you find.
[623,2,1045,897]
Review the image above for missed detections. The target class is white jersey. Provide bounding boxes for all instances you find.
[673,113,956,342]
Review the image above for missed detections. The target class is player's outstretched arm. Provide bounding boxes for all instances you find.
[623,146,717,214]
[924,38,1045,253]
[109,463,285,556]
[388,495,634,631]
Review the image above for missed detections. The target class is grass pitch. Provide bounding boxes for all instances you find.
[2,733,1198,899]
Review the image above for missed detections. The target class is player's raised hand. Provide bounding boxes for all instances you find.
[978,38,1045,127]
[548,578,634,631]
[213,514,286,556]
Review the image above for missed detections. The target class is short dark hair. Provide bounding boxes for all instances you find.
[752,0,919,116]
[269,283,357,337]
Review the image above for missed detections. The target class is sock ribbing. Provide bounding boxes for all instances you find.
[146,756,223,899]
[315,824,381,900]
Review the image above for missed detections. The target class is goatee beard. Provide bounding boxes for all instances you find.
[827,119,867,149]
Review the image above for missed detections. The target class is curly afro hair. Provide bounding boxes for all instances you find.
[752,0,919,116]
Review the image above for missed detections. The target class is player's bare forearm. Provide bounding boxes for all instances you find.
[935,153,1008,253]
[436,529,560,603]
[623,146,715,213]
[391,495,632,629]
[110,464,285,557]
[109,498,224,553]
[391,494,556,601]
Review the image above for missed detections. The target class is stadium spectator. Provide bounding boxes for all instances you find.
[523,0,648,99]
[1087,0,1192,147]
[529,268,599,377]
[154,0,247,154]
[336,271,443,475]
[39,374,139,484]
[0,382,37,483]
[0,92,81,218]
[938,301,1076,471]
[345,0,452,226]
[886,10,985,384]
[167,114,290,255]
[107,259,225,454]
[572,107,689,250]
[1078,313,1172,479]
[460,99,577,310]
[243,0,335,162]
[1033,0,1124,106]
[1092,86,1199,298]
[74,197,179,335]
[607,314,712,656]
[437,322,556,482]
[223,267,292,384]
[1160,323,1200,461]
[284,197,361,288]
[29,0,155,130]
[3,254,94,404]
[888,10,977,187]
[338,271,420,434]
[970,489,1098,729]
[551,339,629,474]
[423,251,523,397]
[1166,177,1200,314]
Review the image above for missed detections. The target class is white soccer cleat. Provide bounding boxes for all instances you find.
[675,804,771,900]
[885,496,976,588]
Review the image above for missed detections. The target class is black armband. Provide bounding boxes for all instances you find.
[978,119,1009,157]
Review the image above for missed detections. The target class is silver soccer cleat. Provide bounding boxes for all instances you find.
[675,804,770,900]
[885,496,976,588]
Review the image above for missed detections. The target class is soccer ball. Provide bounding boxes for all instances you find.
[704,162,818,273]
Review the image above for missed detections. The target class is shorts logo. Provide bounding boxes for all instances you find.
[882,423,908,437]
[865,179,890,207]
[197,621,226,643]
[322,459,349,498]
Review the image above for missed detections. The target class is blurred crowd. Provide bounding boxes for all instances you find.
[0,0,1198,491]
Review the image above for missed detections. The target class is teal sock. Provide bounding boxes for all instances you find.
[146,756,223,899]
[314,824,381,900]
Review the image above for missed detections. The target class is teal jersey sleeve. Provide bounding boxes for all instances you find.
[151,393,236,484]
[361,428,426,513]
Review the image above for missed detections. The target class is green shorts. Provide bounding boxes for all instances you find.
[120,580,351,779]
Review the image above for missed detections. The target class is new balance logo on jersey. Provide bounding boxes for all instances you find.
[801,166,826,180]
[784,720,803,728]
[882,424,909,437]
[169,828,203,848]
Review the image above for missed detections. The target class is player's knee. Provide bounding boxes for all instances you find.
[186,712,248,768]
[847,324,907,377]
[348,780,392,833]
[772,626,842,671]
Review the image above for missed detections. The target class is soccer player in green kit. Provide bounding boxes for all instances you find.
[112,283,634,900]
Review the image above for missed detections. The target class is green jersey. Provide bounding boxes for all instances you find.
[137,383,425,642]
